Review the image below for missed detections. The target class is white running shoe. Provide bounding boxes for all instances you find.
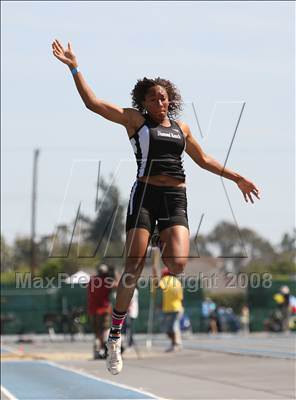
[106,338,123,375]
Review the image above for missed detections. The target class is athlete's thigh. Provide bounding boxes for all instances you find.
[125,228,151,261]
[159,225,190,260]
[126,181,157,239]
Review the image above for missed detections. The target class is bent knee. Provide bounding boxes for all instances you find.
[162,257,187,275]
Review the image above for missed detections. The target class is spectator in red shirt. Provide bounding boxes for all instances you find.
[87,264,118,359]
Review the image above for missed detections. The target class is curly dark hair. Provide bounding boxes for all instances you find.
[131,77,183,118]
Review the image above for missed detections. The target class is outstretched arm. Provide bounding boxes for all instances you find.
[180,122,261,204]
[51,39,141,129]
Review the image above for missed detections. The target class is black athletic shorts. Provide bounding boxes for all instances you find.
[126,180,189,235]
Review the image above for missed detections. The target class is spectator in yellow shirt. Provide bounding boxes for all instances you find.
[159,267,184,352]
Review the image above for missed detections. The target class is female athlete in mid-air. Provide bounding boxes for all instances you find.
[52,39,260,375]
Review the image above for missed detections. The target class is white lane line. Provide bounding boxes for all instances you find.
[1,345,23,355]
[44,360,162,399]
[0,385,18,400]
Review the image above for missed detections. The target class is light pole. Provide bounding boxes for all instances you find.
[31,148,40,277]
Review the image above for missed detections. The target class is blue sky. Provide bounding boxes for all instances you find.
[2,1,294,246]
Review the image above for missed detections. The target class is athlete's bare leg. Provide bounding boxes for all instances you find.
[106,228,151,374]
[114,228,151,312]
[160,225,190,274]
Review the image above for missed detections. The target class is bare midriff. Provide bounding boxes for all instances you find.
[137,175,186,188]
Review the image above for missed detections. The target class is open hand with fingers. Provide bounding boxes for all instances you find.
[236,177,261,204]
[52,39,78,68]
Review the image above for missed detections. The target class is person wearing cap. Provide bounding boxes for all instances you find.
[87,264,118,359]
[158,267,184,352]
[279,285,291,332]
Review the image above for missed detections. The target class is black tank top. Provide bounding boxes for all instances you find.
[129,115,186,181]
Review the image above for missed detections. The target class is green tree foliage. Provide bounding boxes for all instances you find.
[246,230,295,276]
[208,221,243,256]
[269,260,295,274]
[1,236,14,271]
[280,230,296,253]
[2,173,294,282]
[190,234,212,257]
[207,221,276,272]
[208,221,274,258]
[13,237,32,267]
[40,259,64,279]
[240,227,275,260]
[246,259,295,276]
[40,177,126,266]
[85,177,125,260]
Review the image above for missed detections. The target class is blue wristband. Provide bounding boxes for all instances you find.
[71,66,80,76]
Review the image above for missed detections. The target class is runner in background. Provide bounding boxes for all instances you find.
[87,264,118,359]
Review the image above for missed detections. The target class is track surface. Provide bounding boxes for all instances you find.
[2,361,155,399]
[1,333,295,399]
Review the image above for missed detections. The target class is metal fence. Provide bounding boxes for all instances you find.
[1,281,203,335]
[2,279,294,334]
